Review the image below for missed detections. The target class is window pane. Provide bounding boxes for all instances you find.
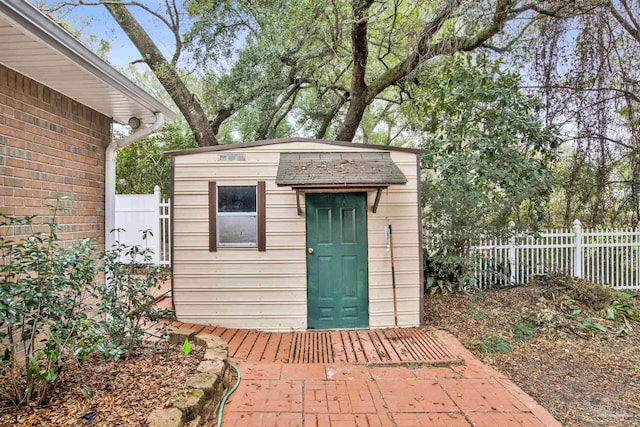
[218,215,257,245]
[218,186,256,212]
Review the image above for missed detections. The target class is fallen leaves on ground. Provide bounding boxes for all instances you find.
[0,341,203,426]
[425,278,640,427]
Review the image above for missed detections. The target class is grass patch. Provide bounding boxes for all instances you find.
[478,335,512,355]
[461,310,489,320]
[513,316,536,341]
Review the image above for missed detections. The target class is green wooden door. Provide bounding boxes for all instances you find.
[306,193,368,329]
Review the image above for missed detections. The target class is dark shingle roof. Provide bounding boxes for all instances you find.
[275,152,408,187]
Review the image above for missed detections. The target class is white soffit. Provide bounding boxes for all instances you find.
[0,0,175,125]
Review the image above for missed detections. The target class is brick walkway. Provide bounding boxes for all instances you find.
[216,332,561,427]
[149,299,560,427]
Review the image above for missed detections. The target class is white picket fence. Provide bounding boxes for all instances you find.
[471,220,640,289]
[114,186,171,267]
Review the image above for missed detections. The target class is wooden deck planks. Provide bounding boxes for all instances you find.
[276,333,293,362]
[340,331,358,363]
[357,330,381,363]
[163,323,461,365]
[260,332,282,362]
[330,331,347,363]
[225,329,247,356]
[247,331,272,362]
[234,329,260,360]
[349,331,368,363]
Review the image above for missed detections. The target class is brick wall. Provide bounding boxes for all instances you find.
[0,64,112,247]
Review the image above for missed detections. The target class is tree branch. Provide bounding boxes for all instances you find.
[610,0,640,43]
[102,1,217,146]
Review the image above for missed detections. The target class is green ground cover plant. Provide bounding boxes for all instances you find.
[1,205,169,407]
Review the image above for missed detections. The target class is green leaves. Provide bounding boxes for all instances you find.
[116,122,197,196]
[1,205,99,405]
[1,209,171,406]
[182,338,192,356]
[580,318,608,334]
[416,53,560,287]
[90,230,171,361]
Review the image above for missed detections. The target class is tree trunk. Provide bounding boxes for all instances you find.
[336,0,514,141]
[103,1,219,147]
[337,97,368,141]
[336,0,374,141]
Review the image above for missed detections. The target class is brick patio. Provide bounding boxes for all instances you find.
[219,343,562,427]
[151,312,561,427]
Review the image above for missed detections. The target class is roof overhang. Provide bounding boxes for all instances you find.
[275,151,408,216]
[0,0,175,125]
[275,152,408,188]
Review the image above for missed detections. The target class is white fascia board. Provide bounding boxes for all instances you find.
[0,0,176,123]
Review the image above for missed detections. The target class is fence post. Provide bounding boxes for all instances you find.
[152,185,161,266]
[573,219,583,278]
[508,221,516,284]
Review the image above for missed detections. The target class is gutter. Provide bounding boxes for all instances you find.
[105,112,165,250]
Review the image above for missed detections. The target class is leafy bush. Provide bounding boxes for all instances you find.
[424,275,454,296]
[417,54,559,288]
[89,231,170,360]
[1,211,170,406]
[424,247,475,292]
[0,206,98,406]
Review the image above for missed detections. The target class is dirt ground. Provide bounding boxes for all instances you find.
[0,341,203,426]
[425,277,640,427]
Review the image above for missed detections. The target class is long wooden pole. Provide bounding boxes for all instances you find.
[389,225,398,326]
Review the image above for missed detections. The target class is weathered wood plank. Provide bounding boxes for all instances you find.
[234,329,260,360]
[246,331,270,361]
[260,332,282,362]
[228,329,251,358]
[276,333,293,363]
[356,330,380,363]
[349,331,367,363]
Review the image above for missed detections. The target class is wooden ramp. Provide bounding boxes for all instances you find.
[157,320,462,365]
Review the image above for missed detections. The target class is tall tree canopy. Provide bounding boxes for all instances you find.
[47,0,571,145]
[46,0,640,228]
[413,54,559,283]
[524,0,640,225]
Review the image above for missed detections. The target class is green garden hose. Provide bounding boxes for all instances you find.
[216,364,241,427]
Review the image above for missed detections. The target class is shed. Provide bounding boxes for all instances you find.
[167,138,425,331]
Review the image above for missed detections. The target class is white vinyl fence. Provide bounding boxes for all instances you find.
[115,186,171,267]
[471,220,640,289]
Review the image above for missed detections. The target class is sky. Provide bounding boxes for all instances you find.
[42,0,183,68]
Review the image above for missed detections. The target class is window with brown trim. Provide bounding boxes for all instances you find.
[209,181,266,251]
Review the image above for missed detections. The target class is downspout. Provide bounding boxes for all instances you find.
[105,112,165,250]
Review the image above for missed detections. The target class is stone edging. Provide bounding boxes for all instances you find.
[147,327,231,427]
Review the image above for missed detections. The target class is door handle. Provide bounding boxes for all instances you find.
[308,247,314,254]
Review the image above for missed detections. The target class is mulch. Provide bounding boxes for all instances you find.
[0,341,203,426]
[425,282,640,427]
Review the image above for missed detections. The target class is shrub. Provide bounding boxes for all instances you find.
[1,211,171,406]
[0,206,98,406]
[539,272,616,310]
[88,230,171,360]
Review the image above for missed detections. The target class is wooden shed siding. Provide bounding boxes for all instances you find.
[172,141,420,330]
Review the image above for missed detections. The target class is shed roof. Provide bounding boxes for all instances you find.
[275,152,407,187]
[0,0,175,125]
[164,137,428,157]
